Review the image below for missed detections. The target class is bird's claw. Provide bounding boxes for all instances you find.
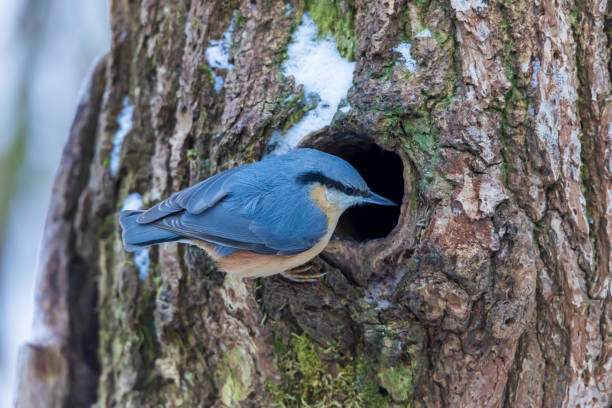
[280,265,326,283]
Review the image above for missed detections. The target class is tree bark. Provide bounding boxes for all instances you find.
[16,0,611,407]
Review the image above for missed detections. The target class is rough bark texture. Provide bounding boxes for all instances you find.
[15,0,611,407]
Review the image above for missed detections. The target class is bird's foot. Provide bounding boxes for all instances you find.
[280,265,326,283]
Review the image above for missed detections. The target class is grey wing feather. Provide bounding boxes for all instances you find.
[137,166,242,224]
[154,209,279,254]
[178,166,243,214]
[135,158,328,255]
[152,192,327,255]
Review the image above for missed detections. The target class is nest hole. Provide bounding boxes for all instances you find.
[321,140,404,242]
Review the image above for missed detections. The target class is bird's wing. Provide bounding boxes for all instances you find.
[137,166,243,224]
[152,188,328,256]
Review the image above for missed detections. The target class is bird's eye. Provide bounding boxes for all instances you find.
[344,186,354,195]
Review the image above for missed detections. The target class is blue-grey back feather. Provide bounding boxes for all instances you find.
[150,170,327,255]
[120,149,369,256]
[119,210,182,252]
[136,167,243,223]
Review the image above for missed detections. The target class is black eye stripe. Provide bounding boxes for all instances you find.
[296,171,369,197]
[296,171,344,191]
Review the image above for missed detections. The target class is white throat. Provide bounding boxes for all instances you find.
[324,188,361,211]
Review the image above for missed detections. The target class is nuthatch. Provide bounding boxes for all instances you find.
[119,148,396,281]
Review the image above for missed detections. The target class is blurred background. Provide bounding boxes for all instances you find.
[0,0,109,405]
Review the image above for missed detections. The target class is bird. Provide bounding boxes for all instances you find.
[119,148,397,281]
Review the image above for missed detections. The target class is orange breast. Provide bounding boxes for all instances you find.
[189,185,340,278]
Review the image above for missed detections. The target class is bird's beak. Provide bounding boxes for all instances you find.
[362,192,398,206]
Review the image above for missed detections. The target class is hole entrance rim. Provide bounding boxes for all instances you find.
[309,135,405,243]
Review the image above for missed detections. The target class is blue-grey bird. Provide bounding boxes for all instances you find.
[119,148,396,281]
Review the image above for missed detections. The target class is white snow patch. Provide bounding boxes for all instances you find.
[212,75,225,92]
[110,96,134,178]
[365,297,392,310]
[121,193,150,280]
[528,104,535,116]
[393,42,417,72]
[121,192,144,211]
[415,28,432,38]
[268,13,355,155]
[205,13,235,92]
[376,299,391,309]
[531,60,540,88]
[205,20,234,70]
[338,98,351,114]
[284,3,292,15]
[133,250,150,280]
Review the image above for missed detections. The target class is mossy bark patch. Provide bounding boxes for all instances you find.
[377,364,417,402]
[214,346,253,406]
[268,333,388,407]
[304,0,357,61]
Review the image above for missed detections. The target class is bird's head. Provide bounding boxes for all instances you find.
[286,149,398,211]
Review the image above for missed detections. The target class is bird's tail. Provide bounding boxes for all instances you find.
[119,210,181,252]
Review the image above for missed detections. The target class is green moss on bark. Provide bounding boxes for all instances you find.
[377,364,418,402]
[214,346,253,406]
[268,333,389,407]
[304,0,356,61]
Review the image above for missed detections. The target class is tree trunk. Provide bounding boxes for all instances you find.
[15,0,611,407]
